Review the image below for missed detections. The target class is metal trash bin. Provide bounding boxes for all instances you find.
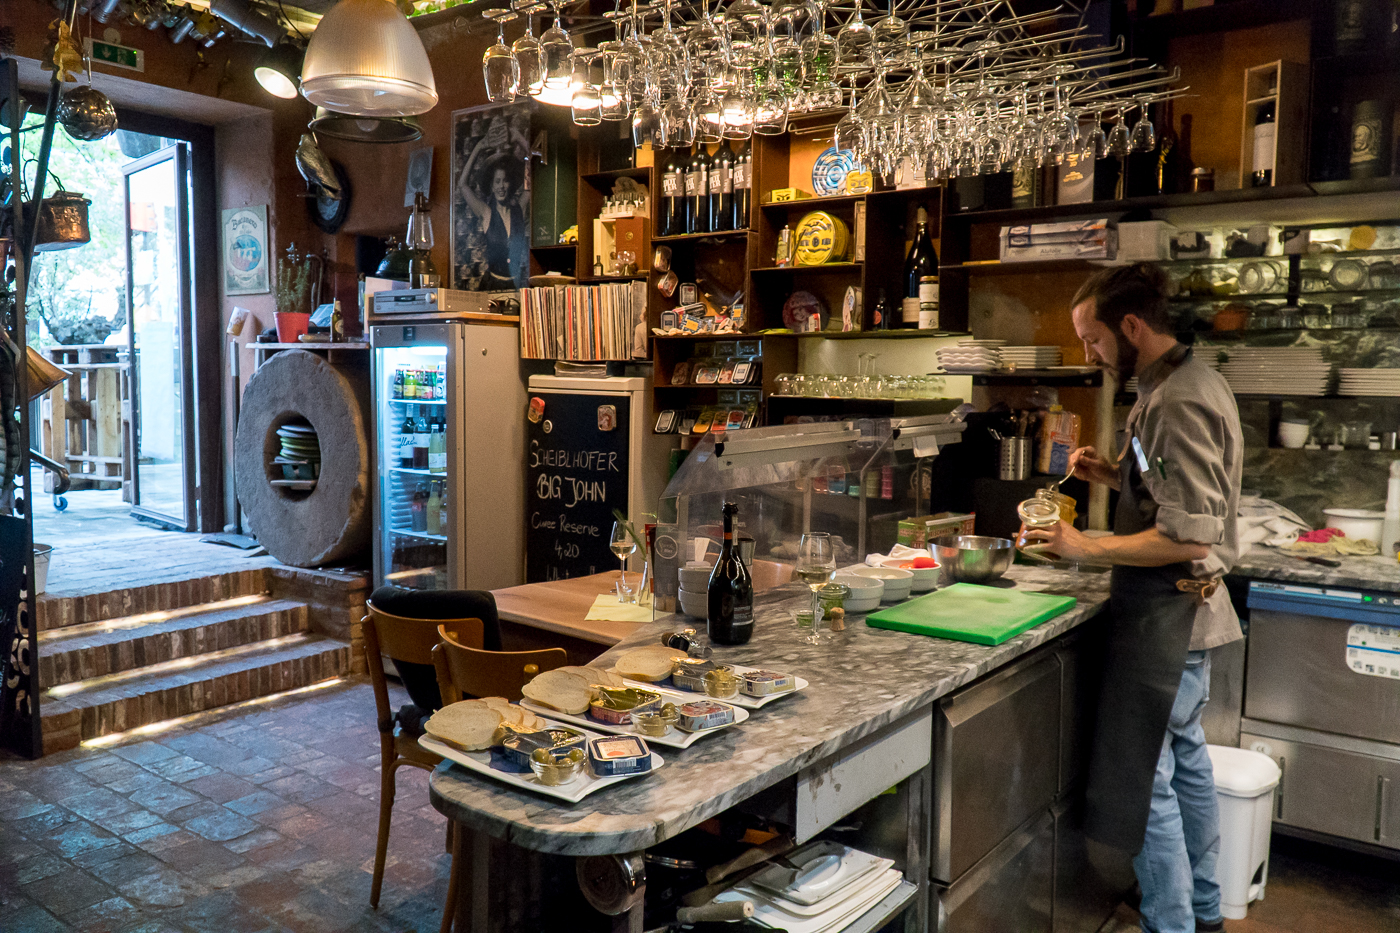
[1207,745,1281,920]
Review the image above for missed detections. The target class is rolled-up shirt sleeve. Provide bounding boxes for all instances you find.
[1141,388,1231,546]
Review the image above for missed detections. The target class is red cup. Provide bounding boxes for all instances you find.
[274,312,311,343]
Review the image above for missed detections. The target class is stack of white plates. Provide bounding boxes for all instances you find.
[937,345,1001,373]
[715,841,905,933]
[998,346,1063,369]
[1339,368,1400,397]
[1215,347,1331,397]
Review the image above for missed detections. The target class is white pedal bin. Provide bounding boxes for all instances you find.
[1207,745,1281,920]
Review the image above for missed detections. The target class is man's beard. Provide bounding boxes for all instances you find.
[1111,329,1139,388]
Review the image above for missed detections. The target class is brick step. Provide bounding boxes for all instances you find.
[41,634,351,750]
[36,567,270,632]
[36,596,309,688]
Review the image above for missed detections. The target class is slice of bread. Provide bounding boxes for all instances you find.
[480,697,548,731]
[521,669,595,715]
[614,645,689,682]
[424,701,503,751]
[555,665,626,688]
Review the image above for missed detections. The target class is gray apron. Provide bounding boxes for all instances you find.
[1083,385,1198,851]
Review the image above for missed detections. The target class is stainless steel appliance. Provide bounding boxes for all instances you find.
[1241,581,1400,853]
[370,320,526,590]
[371,287,491,318]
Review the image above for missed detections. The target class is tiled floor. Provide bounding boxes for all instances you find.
[0,679,451,933]
[2,676,1396,933]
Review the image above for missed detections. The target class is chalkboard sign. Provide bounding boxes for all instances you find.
[525,392,632,582]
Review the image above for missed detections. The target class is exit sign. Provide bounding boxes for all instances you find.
[84,39,144,73]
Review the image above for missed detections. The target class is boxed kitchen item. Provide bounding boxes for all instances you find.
[897,512,976,548]
[1055,153,1095,204]
[1000,219,1116,261]
[1118,221,1178,261]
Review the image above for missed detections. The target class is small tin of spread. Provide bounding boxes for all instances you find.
[589,687,663,725]
[671,658,733,692]
[588,735,653,776]
[677,700,736,732]
[742,669,796,697]
[499,727,588,769]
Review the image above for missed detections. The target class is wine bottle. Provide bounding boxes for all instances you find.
[733,139,752,230]
[661,148,684,236]
[873,288,891,330]
[399,412,416,468]
[713,138,735,232]
[1251,100,1276,188]
[687,146,711,234]
[414,407,430,470]
[902,207,937,329]
[707,501,754,645]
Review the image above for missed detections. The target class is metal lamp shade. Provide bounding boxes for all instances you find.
[27,348,71,401]
[300,0,438,117]
[309,107,423,143]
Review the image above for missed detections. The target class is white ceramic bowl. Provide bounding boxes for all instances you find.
[1323,508,1384,543]
[872,556,940,592]
[1277,421,1309,449]
[677,588,708,618]
[833,573,883,612]
[677,562,714,590]
[851,566,914,602]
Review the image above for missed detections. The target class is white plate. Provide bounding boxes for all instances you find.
[938,366,1000,374]
[419,725,664,803]
[620,663,809,710]
[519,693,749,749]
[716,871,904,933]
[748,841,895,908]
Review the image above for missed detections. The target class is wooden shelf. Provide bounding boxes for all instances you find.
[530,243,577,251]
[971,369,1104,388]
[795,329,970,340]
[943,259,1121,276]
[751,263,862,273]
[652,229,750,243]
[582,167,652,186]
[760,193,866,210]
[581,274,650,282]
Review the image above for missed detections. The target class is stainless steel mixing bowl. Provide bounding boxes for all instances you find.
[932,535,1016,584]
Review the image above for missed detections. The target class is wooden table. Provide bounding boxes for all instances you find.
[491,572,646,663]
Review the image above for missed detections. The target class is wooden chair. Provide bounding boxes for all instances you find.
[431,626,570,704]
[362,602,484,931]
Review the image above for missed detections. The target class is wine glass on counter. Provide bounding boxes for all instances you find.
[610,521,637,603]
[796,532,835,644]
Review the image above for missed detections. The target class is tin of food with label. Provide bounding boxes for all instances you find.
[677,700,736,732]
[589,687,663,725]
[500,727,589,768]
[671,658,733,692]
[588,735,653,776]
[741,669,796,697]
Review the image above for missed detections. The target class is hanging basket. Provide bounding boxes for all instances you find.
[21,168,92,252]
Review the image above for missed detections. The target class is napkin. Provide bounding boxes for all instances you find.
[585,595,654,623]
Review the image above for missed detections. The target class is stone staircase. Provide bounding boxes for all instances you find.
[36,569,355,752]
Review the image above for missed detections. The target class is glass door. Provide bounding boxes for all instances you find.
[123,145,195,529]
[372,325,453,589]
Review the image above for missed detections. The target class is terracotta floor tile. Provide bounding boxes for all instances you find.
[259,772,339,806]
[155,837,246,876]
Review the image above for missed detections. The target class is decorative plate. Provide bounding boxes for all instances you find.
[811,146,860,197]
[782,291,829,332]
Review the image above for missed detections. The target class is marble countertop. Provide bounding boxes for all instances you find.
[1233,546,1400,593]
[429,564,1111,856]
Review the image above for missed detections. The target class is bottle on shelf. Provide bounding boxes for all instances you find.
[429,419,446,473]
[707,501,754,645]
[413,407,430,469]
[403,368,417,400]
[902,207,937,329]
[733,139,752,230]
[688,145,711,234]
[399,411,416,468]
[426,481,442,535]
[411,483,428,532]
[873,288,892,330]
[918,275,939,330]
[392,367,404,400]
[1251,100,1275,188]
[438,484,449,536]
[713,138,735,232]
[661,148,684,236]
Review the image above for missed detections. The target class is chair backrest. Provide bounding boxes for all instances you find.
[362,603,486,732]
[432,625,569,703]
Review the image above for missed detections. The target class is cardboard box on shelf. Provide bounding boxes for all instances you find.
[897,512,977,549]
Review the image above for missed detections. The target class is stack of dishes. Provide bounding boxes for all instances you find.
[715,841,905,933]
[272,422,320,490]
[676,562,713,618]
[998,346,1063,369]
[1212,347,1331,397]
[937,340,1003,374]
[1339,368,1400,397]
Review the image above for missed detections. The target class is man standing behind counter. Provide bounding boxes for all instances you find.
[1020,263,1243,933]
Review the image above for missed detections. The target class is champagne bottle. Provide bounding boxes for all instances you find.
[687,146,710,234]
[1251,101,1276,188]
[661,148,684,236]
[902,207,937,329]
[733,139,752,230]
[713,138,735,232]
[707,501,754,645]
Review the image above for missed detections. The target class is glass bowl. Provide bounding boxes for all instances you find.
[702,668,741,699]
[632,704,680,737]
[530,747,585,786]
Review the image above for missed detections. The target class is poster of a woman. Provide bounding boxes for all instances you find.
[450,106,532,291]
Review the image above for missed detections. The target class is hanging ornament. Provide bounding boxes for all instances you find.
[41,20,85,83]
[57,85,119,142]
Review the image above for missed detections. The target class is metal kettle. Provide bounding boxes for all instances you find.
[22,170,92,252]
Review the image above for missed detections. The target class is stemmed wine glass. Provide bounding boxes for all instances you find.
[610,521,637,603]
[796,532,835,643]
[870,0,908,66]
[1106,105,1131,158]
[511,3,547,97]
[1129,97,1156,152]
[482,10,521,103]
[1083,108,1107,160]
[539,0,574,89]
[570,49,602,126]
[836,1,873,68]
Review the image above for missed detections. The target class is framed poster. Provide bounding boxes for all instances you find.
[221,205,270,296]
[404,147,433,207]
[450,104,532,291]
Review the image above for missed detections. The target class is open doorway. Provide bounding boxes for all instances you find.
[24,113,204,542]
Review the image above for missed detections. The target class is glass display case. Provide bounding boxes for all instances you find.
[651,416,966,613]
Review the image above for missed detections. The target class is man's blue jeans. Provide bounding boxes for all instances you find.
[1133,650,1224,933]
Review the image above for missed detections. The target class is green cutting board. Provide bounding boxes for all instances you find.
[865,583,1077,645]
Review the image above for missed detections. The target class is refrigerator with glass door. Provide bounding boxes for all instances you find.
[370,320,526,591]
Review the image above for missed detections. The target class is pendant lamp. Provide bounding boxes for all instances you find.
[309,108,423,143]
[301,0,438,117]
